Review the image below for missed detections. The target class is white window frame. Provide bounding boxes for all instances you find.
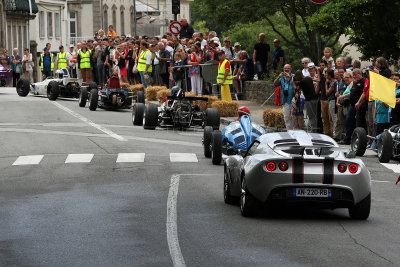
[47,12,53,38]
[55,13,61,38]
[39,11,45,38]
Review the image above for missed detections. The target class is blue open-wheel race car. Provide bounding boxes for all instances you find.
[203,106,266,165]
[78,73,145,111]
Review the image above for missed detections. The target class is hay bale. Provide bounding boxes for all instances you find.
[157,89,171,102]
[185,92,197,97]
[145,86,168,101]
[263,108,285,128]
[120,82,130,88]
[129,84,144,95]
[193,95,219,111]
[211,100,239,117]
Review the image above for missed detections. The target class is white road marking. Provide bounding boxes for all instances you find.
[170,153,198,163]
[381,163,400,173]
[13,155,44,166]
[371,180,391,183]
[65,154,94,163]
[51,102,127,141]
[116,153,145,163]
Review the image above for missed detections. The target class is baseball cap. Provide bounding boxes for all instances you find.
[69,44,74,48]
[217,50,225,56]
[234,42,241,47]
[308,62,316,68]
[43,47,48,51]
[59,45,64,49]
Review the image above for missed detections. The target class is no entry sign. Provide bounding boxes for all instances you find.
[169,21,182,35]
[310,0,329,4]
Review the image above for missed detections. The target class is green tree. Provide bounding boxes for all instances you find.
[308,0,400,62]
[190,0,344,63]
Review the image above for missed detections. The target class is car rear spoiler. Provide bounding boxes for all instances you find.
[272,145,354,158]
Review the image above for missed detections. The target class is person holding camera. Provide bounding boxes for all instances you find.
[274,64,295,130]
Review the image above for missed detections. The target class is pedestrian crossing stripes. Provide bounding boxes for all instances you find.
[11,153,200,166]
[381,163,400,173]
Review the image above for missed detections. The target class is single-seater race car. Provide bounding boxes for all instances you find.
[132,86,220,130]
[203,106,266,165]
[0,64,12,86]
[78,73,143,111]
[351,125,400,163]
[16,68,82,100]
[223,130,371,220]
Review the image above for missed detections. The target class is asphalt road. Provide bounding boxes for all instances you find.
[1,87,400,266]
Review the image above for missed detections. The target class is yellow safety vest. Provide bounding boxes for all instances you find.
[78,49,91,69]
[137,49,152,72]
[40,53,54,71]
[217,59,232,84]
[57,51,68,69]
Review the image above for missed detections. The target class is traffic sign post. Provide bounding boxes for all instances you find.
[169,21,182,36]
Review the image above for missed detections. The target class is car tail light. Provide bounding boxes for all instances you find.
[349,164,358,174]
[278,161,288,171]
[338,163,347,173]
[266,162,276,171]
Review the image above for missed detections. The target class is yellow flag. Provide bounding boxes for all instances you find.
[369,71,396,108]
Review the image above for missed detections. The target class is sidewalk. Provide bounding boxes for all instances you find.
[220,100,278,126]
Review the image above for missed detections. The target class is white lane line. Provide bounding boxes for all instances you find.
[371,180,391,183]
[13,155,44,166]
[51,102,127,142]
[381,163,400,173]
[170,153,198,163]
[65,154,94,163]
[167,174,186,267]
[116,153,145,163]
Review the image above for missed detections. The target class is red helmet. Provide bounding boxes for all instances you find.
[238,106,251,116]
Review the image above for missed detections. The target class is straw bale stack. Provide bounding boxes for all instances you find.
[129,84,144,95]
[263,108,285,128]
[211,101,239,117]
[146,86,167,101]
[194,95,219,111]
[157,89,171,102]
[120,82,130,88]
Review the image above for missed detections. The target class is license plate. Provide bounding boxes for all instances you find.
[293,188,331,198]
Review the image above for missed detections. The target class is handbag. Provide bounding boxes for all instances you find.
[132,59,138,74]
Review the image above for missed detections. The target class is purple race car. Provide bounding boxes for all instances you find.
[0,64,13,87]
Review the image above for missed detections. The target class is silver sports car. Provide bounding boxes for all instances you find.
[224,130,371,220]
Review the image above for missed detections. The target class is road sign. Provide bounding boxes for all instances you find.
[169,21,182,35]
[310,0,329,4]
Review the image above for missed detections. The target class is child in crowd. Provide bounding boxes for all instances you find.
[173,52,184,88]
[374,101,390,136]
[322,47,335,71]
[291,89,305,130]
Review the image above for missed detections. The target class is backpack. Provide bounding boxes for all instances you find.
[108,73,120,88]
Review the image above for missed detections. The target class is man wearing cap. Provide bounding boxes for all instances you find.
[68,45,77,78]
[39,47,54,80]
[217,51,233,101]
[77,41,92,82]
[55,45,68,71]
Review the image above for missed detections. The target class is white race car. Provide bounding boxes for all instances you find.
[16,68,83,101]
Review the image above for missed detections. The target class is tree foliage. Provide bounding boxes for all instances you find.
[308,0,400,62]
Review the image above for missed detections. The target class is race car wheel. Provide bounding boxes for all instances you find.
[79,87,88,107]
[144,104,158,130]
[88,82,97,92]
[47,81,60,101]
[137,90,145,104]
[88,89,98,111]
[16,78,30,97]
[240,178,257,217]
[351,127,367,156]
[377,131,393,163]
[211,130,222,165]
[205,108,220,130]
[132,103,145,126]
[203,126,213,158]
[349,193,371,220]
[224,165,238,205]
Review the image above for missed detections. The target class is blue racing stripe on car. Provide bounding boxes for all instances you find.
[292,156,304,184]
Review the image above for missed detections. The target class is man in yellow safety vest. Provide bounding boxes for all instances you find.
[56,45,68,70]
[77,41,92,82]
[217,50,233,101]
[137,41,152,88]
[40,47,54,80]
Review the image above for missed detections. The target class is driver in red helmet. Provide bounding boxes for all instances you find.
[235,106,251,121]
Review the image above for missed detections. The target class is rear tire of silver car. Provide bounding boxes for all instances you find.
[240,178,257,217]
[203,126,213,158]
[132,103,145,126]
[16,78,30,97]
[224,165,238,205]
[377,131,392,163]
[351,127,367,156]
[205,108,220,130]
[211,130,222,165]
[79,87,88,107]
[348,193,371,220]
[144,104,158,130]
[47,81,60,101]
[88,89,98,111]
[136,90,145,104]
